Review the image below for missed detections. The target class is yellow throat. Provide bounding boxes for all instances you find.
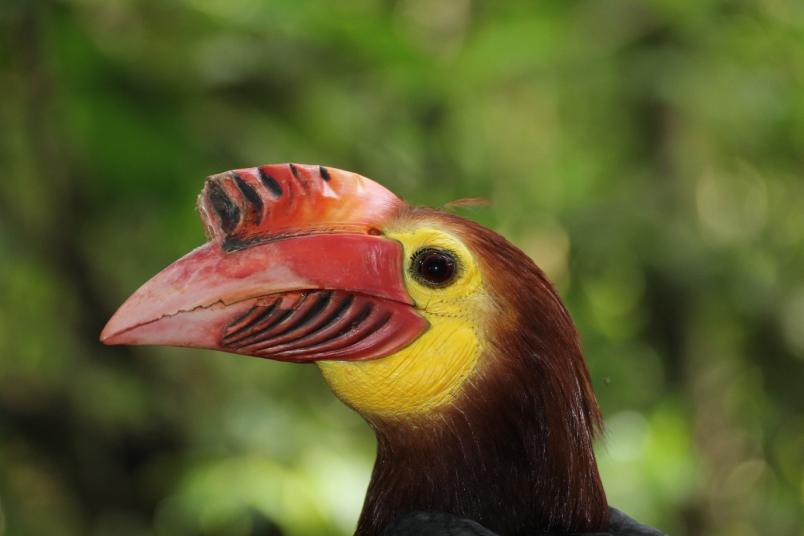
[317,225,488,419]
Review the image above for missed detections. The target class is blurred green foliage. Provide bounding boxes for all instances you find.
[1,0,803,535]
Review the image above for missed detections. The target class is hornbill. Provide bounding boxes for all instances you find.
[101,164,666,536]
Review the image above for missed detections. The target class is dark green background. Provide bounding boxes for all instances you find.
[1,1,803,535]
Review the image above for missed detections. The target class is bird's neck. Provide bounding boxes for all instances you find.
[354,355,609,536]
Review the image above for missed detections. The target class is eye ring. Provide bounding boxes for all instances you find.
[410,248,459,288]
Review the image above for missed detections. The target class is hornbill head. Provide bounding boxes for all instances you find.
[102,164,607,535]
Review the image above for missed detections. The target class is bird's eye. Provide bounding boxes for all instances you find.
[411,248,459,288]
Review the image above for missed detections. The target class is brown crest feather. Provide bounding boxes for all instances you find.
[443,197,493,209]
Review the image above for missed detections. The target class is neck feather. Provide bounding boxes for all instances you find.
[355,346,608,536]
[355,209,609,535]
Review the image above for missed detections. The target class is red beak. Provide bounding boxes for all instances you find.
[101,164,428,362]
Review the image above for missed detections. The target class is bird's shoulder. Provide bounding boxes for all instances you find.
[382,511,499,536]
[586,508,667,536]
[382,508,667,536]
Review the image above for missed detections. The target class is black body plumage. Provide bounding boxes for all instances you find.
[382,509,666,536]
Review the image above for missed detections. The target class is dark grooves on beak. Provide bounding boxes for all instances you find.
[217,291,408,361]
[234,293,358,352]
[288,163,300,178]
[206,180,241,234]
[222,296,294,345]
[224,298,282,340]
[226,297,281,334]
[222,292,344,348]
[288,163,309,193]
[258,293,356,348]
[240,292,324,343]
[257,168,283,197]
[336,302,374,338]
[226,291,339,350]
[240,304,296,343]
[233,173,264,225]
[319,166,331,181]
[268,291,333,338]
[268,303,383,359]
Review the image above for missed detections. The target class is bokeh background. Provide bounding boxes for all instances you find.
[2,1,803,535]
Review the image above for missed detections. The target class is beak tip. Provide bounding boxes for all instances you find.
[99,322,123,346]
[100,307,139,346]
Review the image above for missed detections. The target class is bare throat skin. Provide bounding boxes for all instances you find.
[317,315,481,418]
[318,225,491,419]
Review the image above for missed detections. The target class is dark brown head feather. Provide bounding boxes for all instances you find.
[357,208,607,536]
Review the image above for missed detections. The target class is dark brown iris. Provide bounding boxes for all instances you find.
[411,248,458,288]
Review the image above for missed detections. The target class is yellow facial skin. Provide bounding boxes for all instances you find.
[317,224,489,420]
